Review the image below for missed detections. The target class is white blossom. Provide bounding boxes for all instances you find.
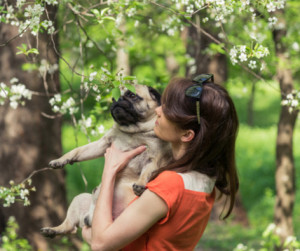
[4,195,15,207]
[239,52,247,62]
[126,8,136,17]
[53,105,60,113]
[89,71,97,81]
[97,125,105,134]
[86,117,92,127]
[260,62,266,71]
[268,17,278,28]
[115,13,123,27]
[149,18,153,26]
[10,77,19,84]
[24,197,30,206]
[202,17,209,23]
[291,99,299,107]
[45,0,58,5]
[20,189,29,199]
[266,2,276,12]
[96,95,101,101]
[263,223,276,237]
[292,42,300,52]
[92,85,99,92]
[10,101,18,109]
[16,0,26,8]
[248,60,257,69]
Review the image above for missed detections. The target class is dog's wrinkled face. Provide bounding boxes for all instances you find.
[111,84,161,126]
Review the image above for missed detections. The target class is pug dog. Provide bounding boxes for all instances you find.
[40,84,171,238]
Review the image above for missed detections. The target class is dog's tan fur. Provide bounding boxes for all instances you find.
[40,84,171,238]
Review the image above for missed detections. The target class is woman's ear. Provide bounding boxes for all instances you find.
[181,129,195,143]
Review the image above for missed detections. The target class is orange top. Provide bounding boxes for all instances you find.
[123,171,215,251]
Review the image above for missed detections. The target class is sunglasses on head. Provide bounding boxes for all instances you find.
[185,74,214,124]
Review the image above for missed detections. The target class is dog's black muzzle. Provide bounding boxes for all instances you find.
[111,97,141,126]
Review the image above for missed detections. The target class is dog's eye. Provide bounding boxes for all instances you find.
[125,91,136,99]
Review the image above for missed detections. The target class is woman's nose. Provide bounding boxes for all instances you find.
[155,106,161,116]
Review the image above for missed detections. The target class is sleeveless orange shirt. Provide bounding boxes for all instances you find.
[123,170,216,251]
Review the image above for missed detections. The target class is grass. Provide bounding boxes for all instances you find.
[62,80,300,250]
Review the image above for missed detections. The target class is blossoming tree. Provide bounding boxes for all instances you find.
[0,0,299,248]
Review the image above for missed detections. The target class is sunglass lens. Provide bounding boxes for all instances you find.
[193,74,213,83]
[185,86,203,98]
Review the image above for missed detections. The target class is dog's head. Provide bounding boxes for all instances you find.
[110,84,161,131]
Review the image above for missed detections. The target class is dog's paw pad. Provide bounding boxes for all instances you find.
[49,160,64,169]
[40,228,57,239]
[133,184,146,196]
[84,216,91,228]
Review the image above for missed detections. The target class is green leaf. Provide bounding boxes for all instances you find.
[112,80,120,88]
[123,76,136,81]
[209,43,226,54]
[91,9,100,16]
[22,63,38,71]
[125,84,136,94]
[100,7,109,16]
[102,16,116,22]
[111,87,121,101]
[28,48,39,55]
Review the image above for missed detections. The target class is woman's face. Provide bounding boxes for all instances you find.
[154,106,182,143]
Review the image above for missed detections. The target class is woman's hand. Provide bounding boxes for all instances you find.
[82,226,92,244]
[104,143,147,175]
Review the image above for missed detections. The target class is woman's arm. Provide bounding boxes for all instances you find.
[82,144,168,251]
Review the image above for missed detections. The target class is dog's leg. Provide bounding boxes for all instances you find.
[49,136,111,168]
[40,218,78,239]
[41,193,92,238]
[133,160,157,196]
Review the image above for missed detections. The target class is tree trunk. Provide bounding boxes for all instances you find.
[116,22,130,76]
[184,15,227,83]
[273,9,298,243]
[0,4,68,250]
[184,14,249,226]
[166,52,180,78]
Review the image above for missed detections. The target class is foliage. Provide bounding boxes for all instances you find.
[0,179,35,207]
[0,78,32,109]
[0,217,32,251]
[1,0,300,249]
[234,223,300,251]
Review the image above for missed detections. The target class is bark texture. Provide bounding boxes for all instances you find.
[273,9,298,242]
[0,4,68,250]
[184,15,227,83]
[116,22,130,76]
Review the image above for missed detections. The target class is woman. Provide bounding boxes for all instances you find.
[82,74,239,251]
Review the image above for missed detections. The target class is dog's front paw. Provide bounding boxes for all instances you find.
[49,159,73,169]
[40,227,57,239]
[133,184,146,196]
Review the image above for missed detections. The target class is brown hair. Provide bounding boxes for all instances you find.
[151,77,239,219]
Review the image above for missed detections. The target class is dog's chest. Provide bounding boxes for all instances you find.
[110,131,159,173]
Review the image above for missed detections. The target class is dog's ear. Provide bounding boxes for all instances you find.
[148,86,161,106]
